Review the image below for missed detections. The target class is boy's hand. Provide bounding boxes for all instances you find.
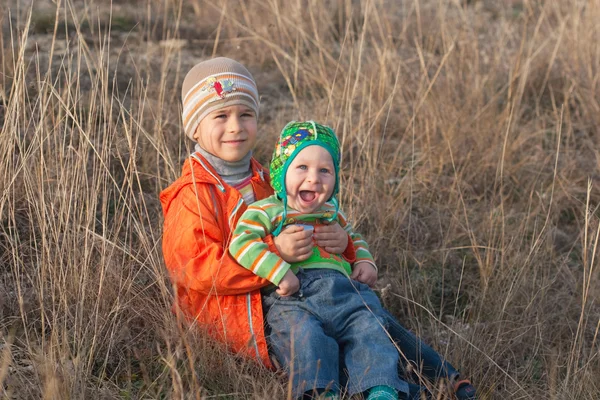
[274,225,314,263]
[350,262,378,287]
[276,270,300,296]
[314,223,348,254]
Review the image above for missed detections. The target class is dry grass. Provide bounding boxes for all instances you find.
[0,0,599,398]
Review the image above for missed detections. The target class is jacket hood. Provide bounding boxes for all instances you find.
[160,152,267,215]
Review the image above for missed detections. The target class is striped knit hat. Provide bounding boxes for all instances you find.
[181,57,259,140]
[269,121,341,235]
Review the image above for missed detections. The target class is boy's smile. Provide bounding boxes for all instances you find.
[285,146,335,213]
[194,105,257,162]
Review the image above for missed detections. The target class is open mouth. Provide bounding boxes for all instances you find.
[299,190,316,202]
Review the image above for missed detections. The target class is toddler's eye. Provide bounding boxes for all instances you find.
[215,114,227,119]
[297,165,308,170]
[320,168,331,174]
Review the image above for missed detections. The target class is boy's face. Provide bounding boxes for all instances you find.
[194,105,257,162]
[285,146,335,213]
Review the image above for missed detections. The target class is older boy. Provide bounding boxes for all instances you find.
[160,58,350,368]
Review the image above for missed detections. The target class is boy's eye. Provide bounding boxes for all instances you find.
[216,114,227,119]
[320,168,331,174]
[242,112,254,117]
[297,165,307,170]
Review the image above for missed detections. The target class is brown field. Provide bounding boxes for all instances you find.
[1,0,599,398]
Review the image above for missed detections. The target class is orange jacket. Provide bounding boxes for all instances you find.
[160,152,276,368]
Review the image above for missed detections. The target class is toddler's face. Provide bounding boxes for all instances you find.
[194,105,257,162]
[285,146,335,213]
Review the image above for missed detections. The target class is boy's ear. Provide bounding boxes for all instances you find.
[192,124,201,141]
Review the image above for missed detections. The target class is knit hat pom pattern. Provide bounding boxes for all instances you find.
[269,121,341,200]
[181,57,259,140]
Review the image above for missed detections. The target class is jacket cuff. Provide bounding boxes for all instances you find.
[342,234,357,263]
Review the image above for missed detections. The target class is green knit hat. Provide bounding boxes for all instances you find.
[269,121,341,235]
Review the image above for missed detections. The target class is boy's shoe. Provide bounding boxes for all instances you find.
[453,379,477,400]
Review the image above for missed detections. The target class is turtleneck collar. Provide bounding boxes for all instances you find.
[194,144,253,185]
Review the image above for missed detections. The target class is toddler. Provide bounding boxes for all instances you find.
[230,121,406,399]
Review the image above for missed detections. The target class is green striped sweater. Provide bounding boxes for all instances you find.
[229,194,376,285]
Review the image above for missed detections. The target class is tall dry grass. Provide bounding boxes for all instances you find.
[0,0,599,398]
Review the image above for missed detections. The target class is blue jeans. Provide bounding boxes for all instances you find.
[381,309,459,399]
[262,269,408,398]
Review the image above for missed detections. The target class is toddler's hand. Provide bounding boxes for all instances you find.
[314,223,348,254]
[350,261,378,287]
[274,225,313,263]
[276,270,300,297]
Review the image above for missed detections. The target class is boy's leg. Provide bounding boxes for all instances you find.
[381,310,477,399]
[263,290,340,399]
[381,309,459,380]
[407,382,429,400]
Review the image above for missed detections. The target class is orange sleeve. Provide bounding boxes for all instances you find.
[341,233,356,263]
[263,235,281,256]
[162,184,270,295]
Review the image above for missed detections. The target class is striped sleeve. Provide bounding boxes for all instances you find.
[337,209,377,271]
[229,206,291,285]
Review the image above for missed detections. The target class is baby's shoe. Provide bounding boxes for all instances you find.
[366,385,398,400]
